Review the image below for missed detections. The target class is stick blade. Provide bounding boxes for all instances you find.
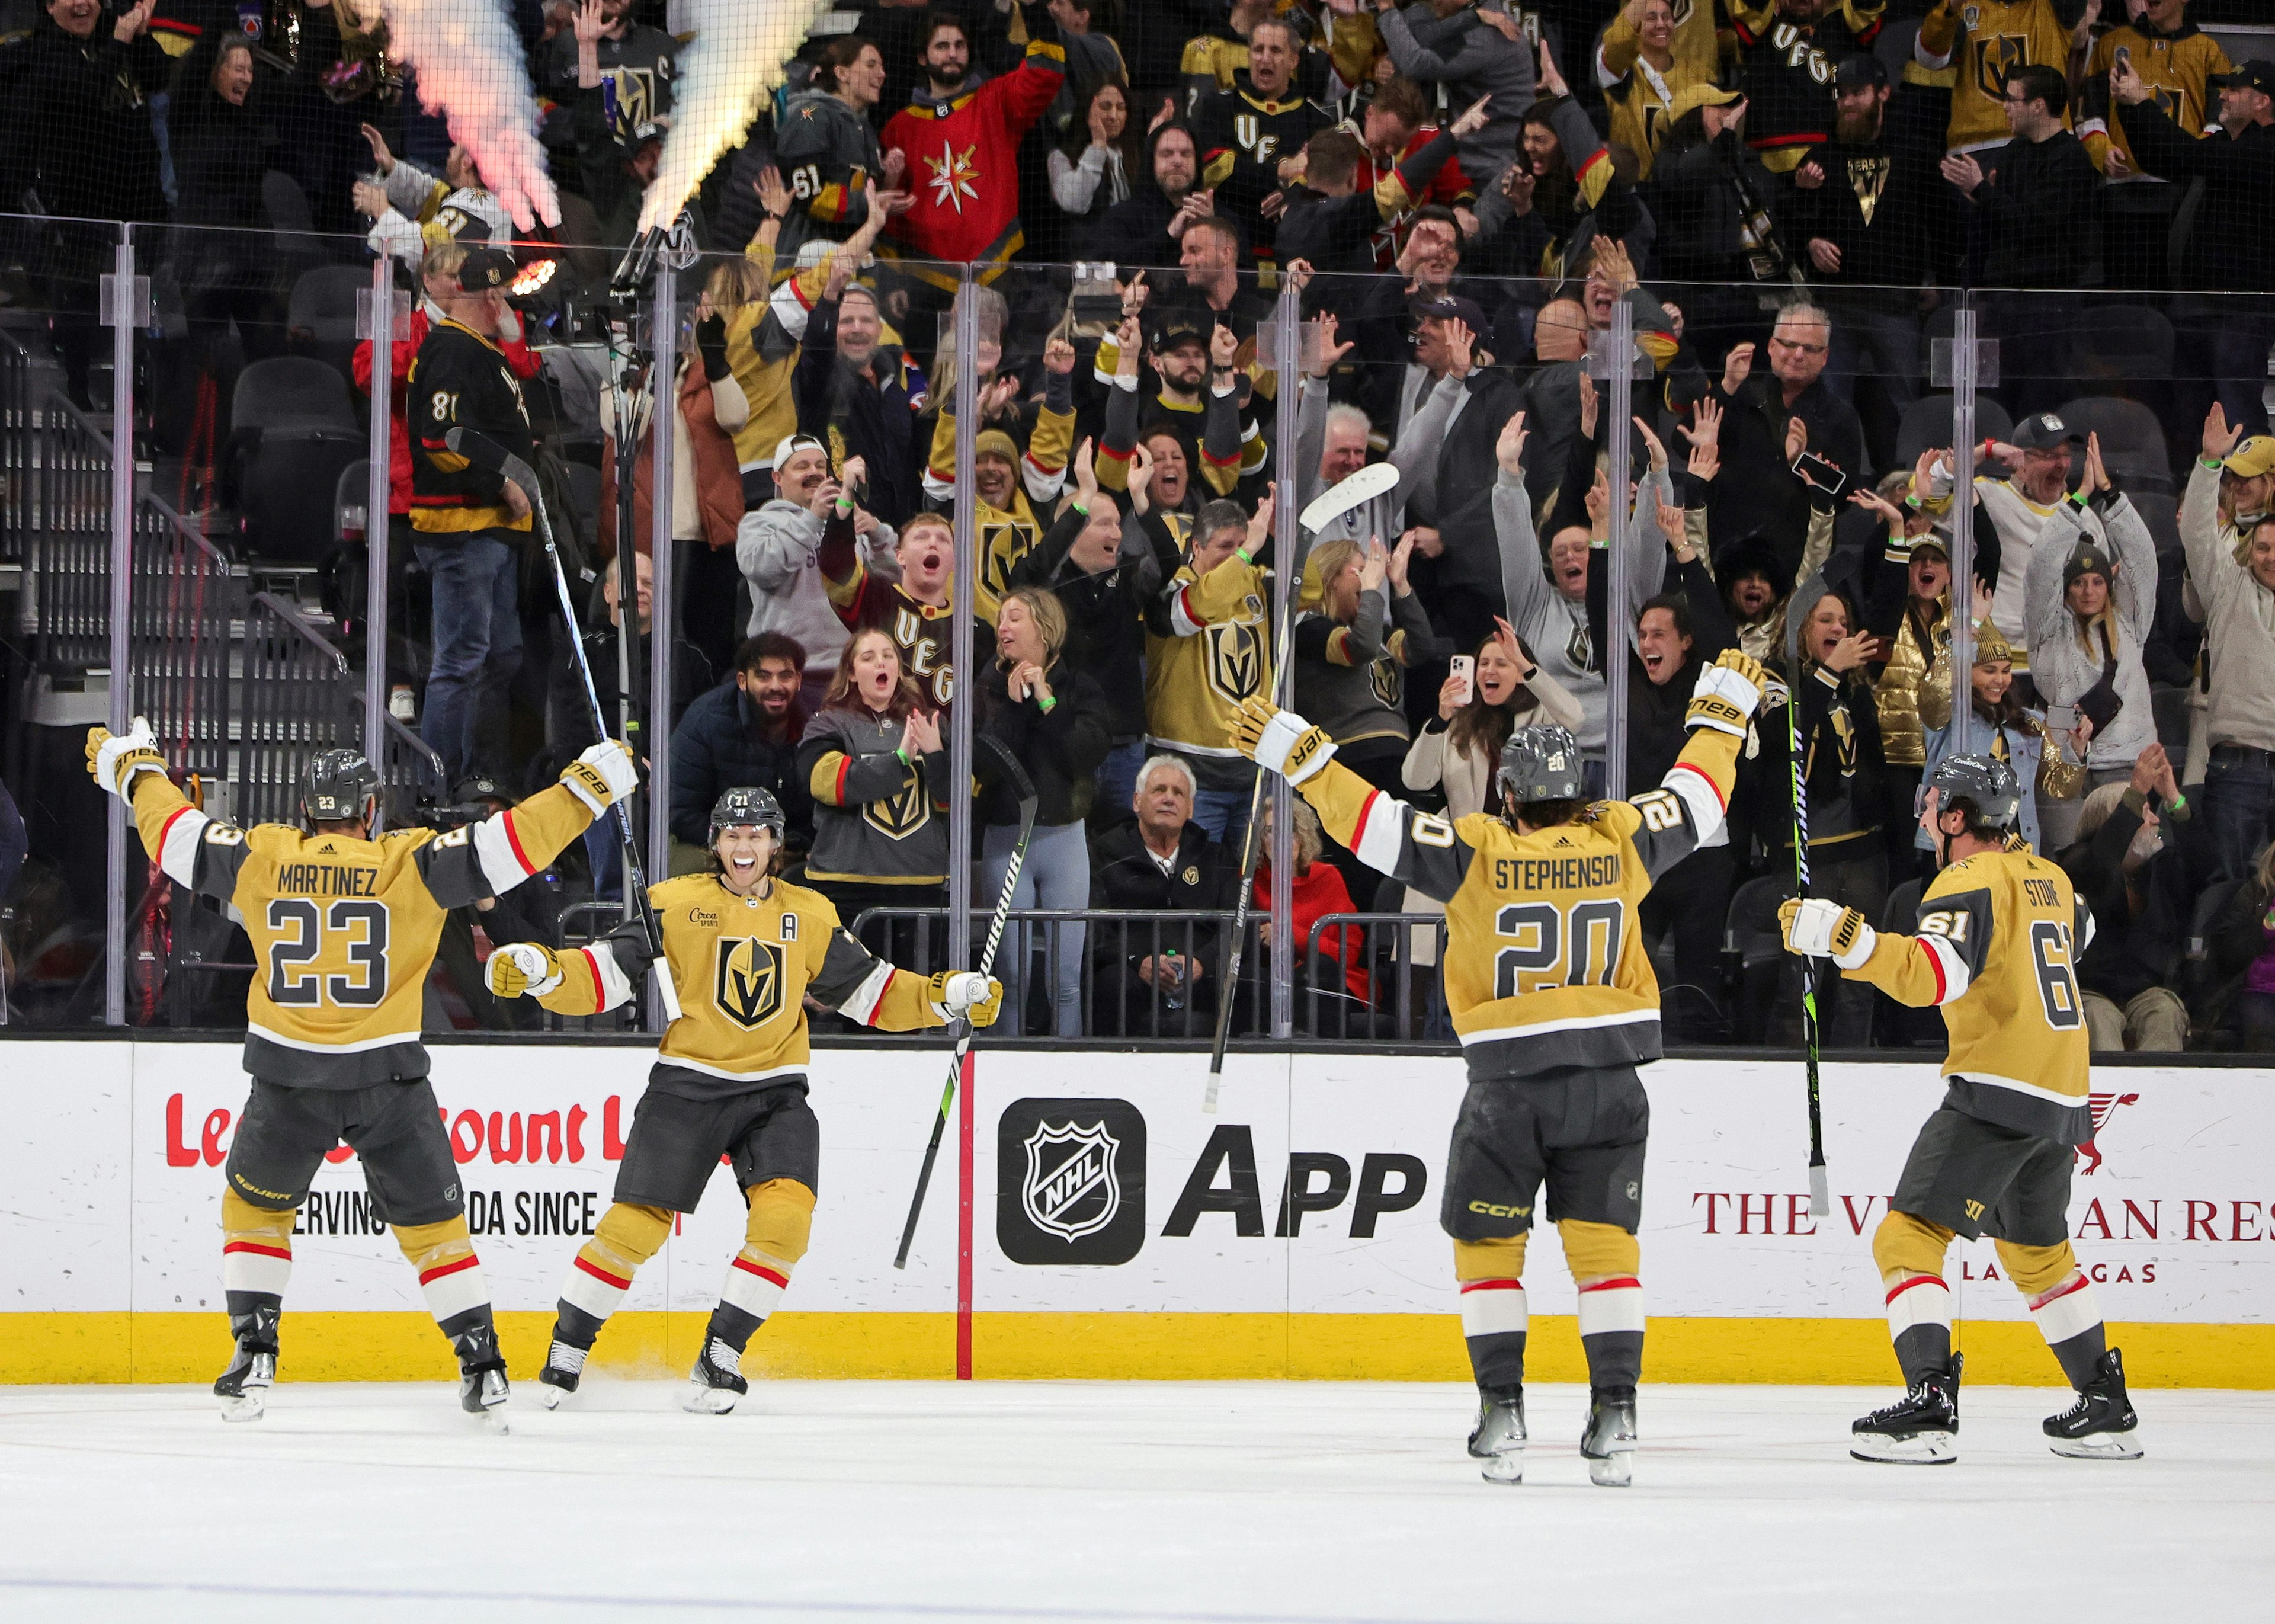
[1809,1160,1830,1217]
[1297,460,1399,533]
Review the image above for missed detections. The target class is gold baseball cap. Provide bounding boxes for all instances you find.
[2225,437,2275,479]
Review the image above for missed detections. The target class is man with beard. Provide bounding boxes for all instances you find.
[880,11,1065,291]
[1787,56,1942,449]
[1726,0,1886,174]
[668,635,816,873]
[924,337,1080,622]
[545,0,675,141]
[1089,123,1209,273]
[1095,312,1249,512]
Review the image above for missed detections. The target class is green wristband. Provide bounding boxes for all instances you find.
[1037,694,1058,714]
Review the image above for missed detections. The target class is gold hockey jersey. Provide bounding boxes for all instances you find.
[2080,24,2229,174]
[1847,847,2094,1142]
[921,405,1076,623]
[1296,724,1742,1080]
[1917,0,2079,153]
[131,774,594,1087]
[535,872,957,1096]
[1146,552,1274,776]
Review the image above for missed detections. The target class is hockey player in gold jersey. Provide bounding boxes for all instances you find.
[486,786,1001,1413]
[1232,647,1773,1487]
[1782,752,2142,1464]
[85,723,633,1423]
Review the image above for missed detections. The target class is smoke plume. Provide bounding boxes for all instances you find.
[363,0,561,233]
[639,0,836,235]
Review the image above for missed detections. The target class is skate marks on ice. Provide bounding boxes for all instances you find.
[0,1381,2268,1624]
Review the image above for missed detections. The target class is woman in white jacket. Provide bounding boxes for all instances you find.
[2023,435,2157,853]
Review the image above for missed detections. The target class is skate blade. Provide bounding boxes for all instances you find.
[1584,1450,1634,1488]
[217,1392,267,1424]
[681,1384,740,1415]
[1477,1450,1525,1485]
[1850,1431,1956,1464]
[537,1383,569,1411]
[2050,1431,2142,1460]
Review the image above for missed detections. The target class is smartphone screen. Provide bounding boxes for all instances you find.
[1449,655,1476,707]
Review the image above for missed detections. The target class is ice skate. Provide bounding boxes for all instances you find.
[1466,1385,1526,1484]
[1851,1354,1961,1463]
[682,1337,750,1414]
[535,1338,588,1411]
[454,1325,510,1430]
[1581,1386,1638,1487]
[2045,1348,2143,1459]
[213,1309,279,1424]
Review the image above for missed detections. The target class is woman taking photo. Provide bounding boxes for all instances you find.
[2023,434,2158,853]
[981,586,1111,1036]
[796,629,948,966]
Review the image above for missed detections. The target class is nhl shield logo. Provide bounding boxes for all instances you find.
[998,1097,1147,1264]
[1022,1119,1120,1241]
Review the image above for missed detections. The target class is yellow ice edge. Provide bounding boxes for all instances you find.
[4,1314,2268,1388]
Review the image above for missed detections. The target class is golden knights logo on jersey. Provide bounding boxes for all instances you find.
[1369,655,1402,711]
[714,937,788,1029]
[981,520,1024,600]
[1205,620,1265,707]
[1233,113,1280,165]
[1847,155,1891,224]
[864,775,933,841]
[1973,33,2030,97]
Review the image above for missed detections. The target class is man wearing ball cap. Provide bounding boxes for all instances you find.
[2185,402,2275,878]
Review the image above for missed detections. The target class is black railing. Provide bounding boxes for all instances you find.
[30,393,113,677]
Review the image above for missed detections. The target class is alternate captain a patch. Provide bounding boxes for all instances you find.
[715,938,788,1029]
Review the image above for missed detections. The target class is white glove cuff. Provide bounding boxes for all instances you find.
[1255,709,1335,784]
[562,773,608,816]
[515,945,564,996]
[1832,923,1877,972]
[1691,663,1764,725]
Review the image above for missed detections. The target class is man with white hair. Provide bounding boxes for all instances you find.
[1088,754,1238,1036]
[1707,300,1869,584]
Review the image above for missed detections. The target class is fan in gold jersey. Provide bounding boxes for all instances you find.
[1783,751,2143,1465]
[486,784,1000,1413]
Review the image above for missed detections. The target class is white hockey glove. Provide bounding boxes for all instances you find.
[1229,696,1337,785]
[487,941,565,999]
[1779,897,1876,970]
[85,716,168,800]
[560,738,637,815]
[1686,649,1769,737]
[926,970,1003,1026]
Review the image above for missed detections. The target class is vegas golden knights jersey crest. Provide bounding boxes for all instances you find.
[714,937,789,1029]
[1206,619,1265,707]
[863,773,933,840]
[1369,655,1402,712]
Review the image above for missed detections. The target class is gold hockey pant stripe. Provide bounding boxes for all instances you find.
[719,1180,814,1322]
[561,1203,672,1322]
[221,1189,295,1298]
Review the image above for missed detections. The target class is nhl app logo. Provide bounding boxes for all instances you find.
[997,1097,1146,1265]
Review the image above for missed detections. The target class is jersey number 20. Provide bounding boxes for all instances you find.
[1494,899,1623,999]
[267,899,390,1008]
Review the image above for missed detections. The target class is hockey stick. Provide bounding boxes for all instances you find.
[1206,462,1401,1111]
[1786,674,1830,1217]
[444,428,681,1023]
[893,736,1039,1270]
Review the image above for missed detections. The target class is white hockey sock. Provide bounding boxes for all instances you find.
[561,1250,633,1328]
[1576,1276,1645,1337]
[222,1237,293,1300]
[720,1251,790,1324]
[418,1253,491,1334]
[2028,1273,2104,1356]
[1458,1278,1528,1339]
[1885,1273,1953,1343]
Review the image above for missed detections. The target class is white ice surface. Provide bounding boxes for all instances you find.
[1,1380,2268,1622]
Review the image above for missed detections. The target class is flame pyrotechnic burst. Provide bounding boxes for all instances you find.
[639,0,838,235]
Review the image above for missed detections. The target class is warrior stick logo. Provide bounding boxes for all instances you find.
[1022,1120,1122,1241]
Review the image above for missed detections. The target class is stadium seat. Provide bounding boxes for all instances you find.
[1723,875,1796,1046]
[287,265,371,393]
[1894,393,2014,470]
[2062,304,2176,390]
[228,427,367,563]
[335,459,372,545]
[2055,396,2173,494]
[228,355,358,435]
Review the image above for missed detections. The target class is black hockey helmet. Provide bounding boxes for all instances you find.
[302,747,380,826]
[1496,724,1587,806]
[710,785,786,845]
[1929,753,2022,830]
